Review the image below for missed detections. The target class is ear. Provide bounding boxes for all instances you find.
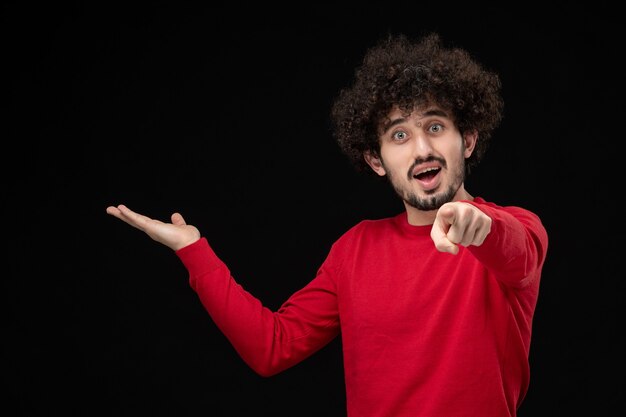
[463,130,478,158]
[364,151,386,176]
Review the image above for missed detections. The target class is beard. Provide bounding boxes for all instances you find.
[402,185,459,211]
[383,156,466,211]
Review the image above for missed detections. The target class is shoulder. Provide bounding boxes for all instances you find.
[328,214,403,254]
[471,197,542,220]
[471,197,548,239]
[341,215,400,239]
[321,215,401,269]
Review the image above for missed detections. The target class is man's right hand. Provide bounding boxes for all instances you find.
[106,204,201,251]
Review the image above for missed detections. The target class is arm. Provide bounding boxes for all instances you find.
[178,239,340,376]
[106,205,340,376]
[468,202,548,288]
[429,200,548,288]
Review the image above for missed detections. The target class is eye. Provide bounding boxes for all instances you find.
[392,130,408,141]
[429,123,443,133]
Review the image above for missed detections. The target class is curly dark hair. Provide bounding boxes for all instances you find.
[330,32,503,175]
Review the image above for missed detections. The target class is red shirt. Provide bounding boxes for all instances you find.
[176,197,548,417]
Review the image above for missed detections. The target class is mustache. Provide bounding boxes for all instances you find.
[407,156,447,179]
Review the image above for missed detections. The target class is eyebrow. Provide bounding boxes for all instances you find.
[380,109,450,134]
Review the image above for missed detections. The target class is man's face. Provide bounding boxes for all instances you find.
[365,106,477,211]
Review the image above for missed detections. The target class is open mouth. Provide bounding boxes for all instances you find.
[412,167,441,180]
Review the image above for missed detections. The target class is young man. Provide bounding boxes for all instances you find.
[106,33,548,417]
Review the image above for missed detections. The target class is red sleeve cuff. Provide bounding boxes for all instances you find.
[175,237,226,281]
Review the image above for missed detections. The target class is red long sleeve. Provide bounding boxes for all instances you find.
[176,238,340,376]
[176,197,548,417]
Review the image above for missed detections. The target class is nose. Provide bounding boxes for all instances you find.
[412,132,434,158]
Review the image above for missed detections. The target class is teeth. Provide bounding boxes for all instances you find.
[415,167,438,176]
[413,167,439,179]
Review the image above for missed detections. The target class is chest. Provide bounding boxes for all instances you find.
[336,242,488,332]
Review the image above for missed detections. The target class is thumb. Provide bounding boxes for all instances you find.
[171,212,186,226]
[437,238,459,255]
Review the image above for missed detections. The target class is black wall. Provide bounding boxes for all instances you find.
[6,3,623,416]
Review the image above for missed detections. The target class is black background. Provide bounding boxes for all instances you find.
[5,2,623,416]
